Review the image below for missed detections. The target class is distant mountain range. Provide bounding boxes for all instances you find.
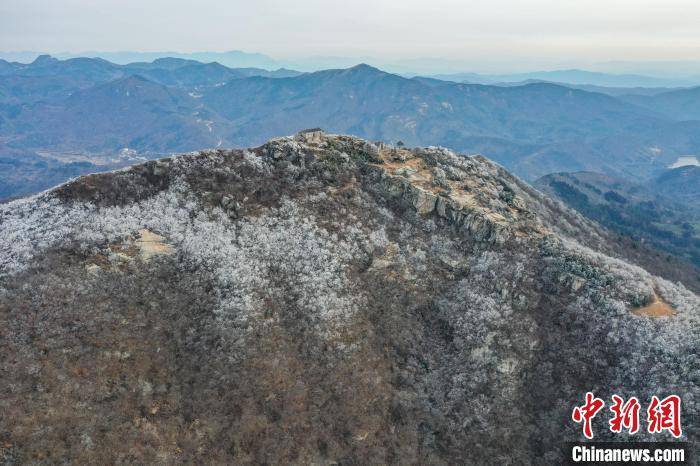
[5,51,700,82]
[196,65,700,181]
[2,55,700,200]
[0,54,300,93]
[0,50,282,70]
[430,69,700,88]
[459,79,683,98]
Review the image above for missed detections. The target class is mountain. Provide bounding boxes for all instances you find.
[431,69,698,88]
[0,56,307,186]
[0,55,302,105]
[122,60,303,85]
[0,58,23,75]
[622,86,700,121]
[535,171,700,278]
[18,55,119,80]
[124,57,206,70]
[652,165,700,208]
[56,50,281,69]
[201,64,698,179]
[205,65,662,146]
[1,131,698,463]
[6,75,230,154]
[127,61,249,88]
[4,58,700,201]
[474,79,684,97]
[0,56,126,104]
[559,83,682,97]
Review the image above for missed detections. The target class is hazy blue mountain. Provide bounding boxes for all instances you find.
[234,67,302,78]
[201,64,695,179]
[429,71,491,83]
[3,75,230,155]
[123,57,205,70]
[501,69,696,87]
[18,55,119,79]
[0,56,127,103]
[128,61,248,87]
[621,86,700,121]
[0,58,23,75]
[4,59,700,200]
[561,83,683,97]
[54,50,281,69]
[122,58,302,81]
[205,64,662,144]
[598,60,700,79]
[431,69,698,88]
[0,55,302,105]
[478,79,684,97]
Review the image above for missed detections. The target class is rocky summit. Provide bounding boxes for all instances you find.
[1,130,698,464]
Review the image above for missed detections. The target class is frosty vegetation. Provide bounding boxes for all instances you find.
[0,131,698,464]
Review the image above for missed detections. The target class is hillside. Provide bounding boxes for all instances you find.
[652,165,700,208]
[0,152,102,202]
[1,131,698,463]
[13,75,230,154]
[535,171,700,287]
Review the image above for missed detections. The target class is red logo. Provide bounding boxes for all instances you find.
[573,393,682,439]
[572,392,605,439]
[609,395,640,434]
[647,395,682,438]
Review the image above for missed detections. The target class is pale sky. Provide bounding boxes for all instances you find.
[2,0,700,71]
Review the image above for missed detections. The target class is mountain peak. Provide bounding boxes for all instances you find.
[31,54,59,66]
[286,130,544,241]
[346,63,386,74]
[1,131,698,464]
[348,63,379,71]
[92,73,155,90]
[151,57,201,69]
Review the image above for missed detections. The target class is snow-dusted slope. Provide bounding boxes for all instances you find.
[1,131,697,464]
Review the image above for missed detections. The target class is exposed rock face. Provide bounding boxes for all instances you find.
[1,131,698,464]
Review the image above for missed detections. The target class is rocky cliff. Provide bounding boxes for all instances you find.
[1,131,698,464]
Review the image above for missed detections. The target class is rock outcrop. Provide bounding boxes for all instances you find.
[0,131,698,464]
